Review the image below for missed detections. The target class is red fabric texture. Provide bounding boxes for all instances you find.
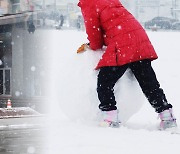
[78,0,158,69]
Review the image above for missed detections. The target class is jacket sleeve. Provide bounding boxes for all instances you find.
[81,6,104,50]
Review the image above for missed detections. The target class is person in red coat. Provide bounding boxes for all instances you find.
[77,0,177,129]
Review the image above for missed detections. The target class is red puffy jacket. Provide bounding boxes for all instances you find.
[78,0,158,69]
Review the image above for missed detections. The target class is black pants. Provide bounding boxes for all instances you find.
[97,59,172,113]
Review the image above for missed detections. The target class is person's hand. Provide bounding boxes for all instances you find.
[77,43,89,53]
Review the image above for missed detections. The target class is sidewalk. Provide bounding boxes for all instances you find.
[0,108,49,154]
[0,115,47,130]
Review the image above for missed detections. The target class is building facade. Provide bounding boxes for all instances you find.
[0,12,50,112]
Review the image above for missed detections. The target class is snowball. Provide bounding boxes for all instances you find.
[15,91,21,97]
[31,66,36,71]
[57,49,144,123]
[117,25,122,30]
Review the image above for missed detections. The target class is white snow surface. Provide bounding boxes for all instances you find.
[47,30,180,154]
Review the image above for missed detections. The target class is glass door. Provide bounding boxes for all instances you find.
[0,31,12,96]
[0,68,11,95]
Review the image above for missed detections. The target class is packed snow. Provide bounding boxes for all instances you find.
[46,30,180,154]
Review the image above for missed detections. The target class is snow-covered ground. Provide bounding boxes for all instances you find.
[47,30,180,154]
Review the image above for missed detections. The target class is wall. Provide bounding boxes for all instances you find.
[11,24,52,99]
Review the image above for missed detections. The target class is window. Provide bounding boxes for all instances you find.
[11,0,20,13]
